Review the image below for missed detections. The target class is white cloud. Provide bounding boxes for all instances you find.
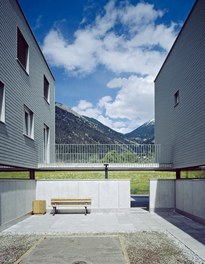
[42,1,177,76]
[105,75,154,121]
[42,30,99,74]
[72,75,154,133]
[98,96,113,108]
[74,100,93,110]
[72,100,98,117]
[118,2,164,31]
[42,0,179,132]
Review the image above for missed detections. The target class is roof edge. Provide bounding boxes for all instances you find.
[154,0,198,82]
[16,0,55,81]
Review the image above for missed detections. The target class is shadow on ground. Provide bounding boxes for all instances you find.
[156,211,205,246]
[131,196,205,247]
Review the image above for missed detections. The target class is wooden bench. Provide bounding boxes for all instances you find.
[51,198,91,216]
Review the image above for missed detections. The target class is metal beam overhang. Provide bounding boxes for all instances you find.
[37,163,173,172]
[0,163,36,172]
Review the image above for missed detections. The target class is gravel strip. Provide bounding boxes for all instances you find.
[0,234,41,264]
[0,232,204,264]
[121,231,205,264]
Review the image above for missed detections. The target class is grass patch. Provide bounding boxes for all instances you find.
[0,171,29,179]
[181,170,205,178]
[0,170,176,194]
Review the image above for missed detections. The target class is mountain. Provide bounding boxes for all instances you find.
[55,102,154,144]
[55,102,130,144]
[125,120,155,144]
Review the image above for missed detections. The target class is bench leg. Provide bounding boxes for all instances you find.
[52,206,56,216]
[85,206,88,215]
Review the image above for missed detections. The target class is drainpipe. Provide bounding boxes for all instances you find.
[104,163,109,179]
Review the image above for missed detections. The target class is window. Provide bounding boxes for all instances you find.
[0,81,5,123]
[24,106,34,139]
[44,75,50,103]
[17,28,29,73]
[174,90,180,106]
[43,124,50,163]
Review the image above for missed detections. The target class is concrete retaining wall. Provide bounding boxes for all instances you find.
[176,179,205,225]
[0,180,36,226]
[150,179,205,225]
[36,180,130,209]
[149,179,175,212]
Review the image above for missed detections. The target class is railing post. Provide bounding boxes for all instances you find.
[176,169,181,179]
[104,163,109,179]
[29,169,35,180]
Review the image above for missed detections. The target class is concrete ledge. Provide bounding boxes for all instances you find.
[0,211,32,231]
[149,208,175,213]
[176,208,205,226]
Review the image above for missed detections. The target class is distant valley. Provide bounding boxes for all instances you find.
[55,102,154,144]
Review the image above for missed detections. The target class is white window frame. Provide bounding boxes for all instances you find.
[43,124,50,163]
[44,75,50,103]
[0,81,5,123]
[174,90,180,107]
[17,27,29,74]
[24,106,34,139]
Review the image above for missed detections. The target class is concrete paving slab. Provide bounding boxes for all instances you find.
[3,209,205,261]
[18,236,128,264]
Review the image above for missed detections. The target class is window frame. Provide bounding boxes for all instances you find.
[17,27,29,74]
[174,90,180,107]
[43,124,50,163]
[0,81,5,123]
[43,75,50,104]
[24,105,34,139]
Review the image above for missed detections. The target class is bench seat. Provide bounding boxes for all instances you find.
[51,198,91,216]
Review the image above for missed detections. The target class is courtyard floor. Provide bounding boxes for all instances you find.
[1,208,205,263]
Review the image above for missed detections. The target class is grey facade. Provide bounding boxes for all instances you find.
[0,0,55,169]
[155,0,205,169]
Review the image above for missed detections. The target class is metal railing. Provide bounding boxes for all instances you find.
[39,144,173,165]
[55,144,157,163]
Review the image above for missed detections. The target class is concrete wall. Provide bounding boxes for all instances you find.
[176,179,205,225]
[36,180,130,209]
[149,179,175,212]
[0,180,36,226]
[150,179,205,225]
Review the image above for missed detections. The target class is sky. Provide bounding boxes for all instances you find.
[18,0,195,133]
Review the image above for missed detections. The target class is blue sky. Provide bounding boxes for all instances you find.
[19,0,195,133]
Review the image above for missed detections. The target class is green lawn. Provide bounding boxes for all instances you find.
[0,171,29,179]
[1,169,204,194]
[0,170,175,194]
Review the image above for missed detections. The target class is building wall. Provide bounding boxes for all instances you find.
[36,180,130,209]
[0,179,36,226]
[155,0,205,169]
[0,0,55,168]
